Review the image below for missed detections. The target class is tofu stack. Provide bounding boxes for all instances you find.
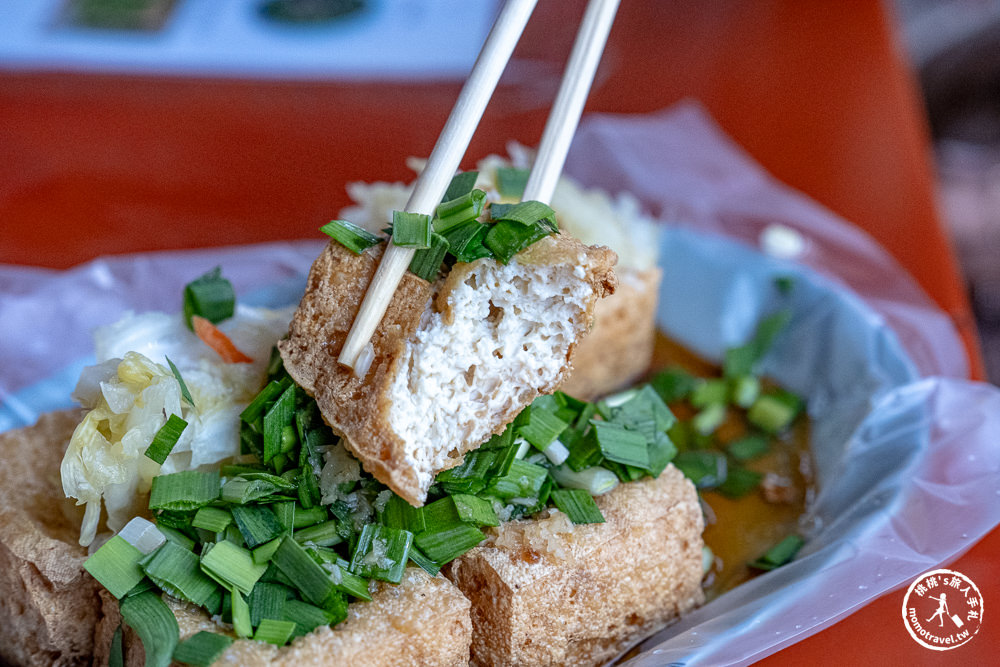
[279,234,617,506]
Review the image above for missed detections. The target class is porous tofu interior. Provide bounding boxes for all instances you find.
[388,257,594,491]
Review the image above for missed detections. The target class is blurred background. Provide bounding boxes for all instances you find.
[0,0,997,382]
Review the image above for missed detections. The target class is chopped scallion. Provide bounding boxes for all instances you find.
[149,470,220,511]
[253,618,297,645]
[550,488,605,524]
[495,167,529,198]
[165,356,196,409]
[484,219,552,264]
[119,590,180,667]
[293,520,344,547]
[443,171,479,201]
[199,540,267,594]
[408,232,450,281]
[319,220,381,254]
[283,599,335,637]
[550,465,619,496]
[391,211,433,248]
[434,189,487,233]
[589,421,650,469]
[349,524,412,584]
[83,535,146,599]
[141,541,219,607]
[183,267,235,331]
[248,581,289,627]
[230,504,285,549]
[192,506,232,533]
[749,534,804,571]
[172,631,233,667]
[231,587,252,639]
[413,523,484,565]
[727,434,770,461]
[747,390,802,434]
[717,465,763,498]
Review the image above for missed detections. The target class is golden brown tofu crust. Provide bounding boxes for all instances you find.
[279,235,617,506]
[0,410,101,667]
[447,465,705,667]
[96,568,472,667]
[278,241,434,505]
[559,266,662,400]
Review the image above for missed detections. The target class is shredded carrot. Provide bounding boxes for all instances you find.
[192,315,253,364]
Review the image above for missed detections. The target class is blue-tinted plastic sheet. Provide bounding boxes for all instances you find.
[1,105,999,665]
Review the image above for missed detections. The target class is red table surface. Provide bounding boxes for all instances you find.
[0,0,992,663]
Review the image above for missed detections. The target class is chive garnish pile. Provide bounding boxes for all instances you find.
[320,169,559,280]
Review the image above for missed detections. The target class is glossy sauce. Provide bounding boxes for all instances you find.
[649,332,813,599]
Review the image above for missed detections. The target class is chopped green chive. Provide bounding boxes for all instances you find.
[443,171,479,201]
[248,581,289,627]
[483,458,548,503]
[442,221,492,263]
[149,470,220,511]
[692,403,726,436]
[724,309,792,378]
[263,383,297,464]
[192,506,232,533]
[231,587,252,638]
[550,465,619,496]
[220,477,282,505]
[230,505,285,549]
[413,523,485,565]
[141,541,218,607]
[408,232,450,281]
[272,538,340,610]
[747,390,803,434]
[672,451,727,489]
[650,367,697,403]
[380,494,427,534]
[407,545,441,577]
[320,220,381,254]
[717,465,763,498]
[434,189,487,233]
[391,211,433,248]
[254,618,297,645]
[165,356,196,409]
[183,266,235,331]
[251,537,283,565]
[172,631,233,667]
[489,200,556,227]
[727,434,770,461]
[119,591,180,667]
[589,421,650,469]
[749,534,805,571]
[283,599,336,637]
[293,505,328,528]
[293,520,344,547]
[690,379,729,408]
[550,488,605,524]
[349,524,412,584]
[495,167,529,198]
[84,535,145,599]
[200,540,267,594]
[517,407,568,451]
[484,219,553,264]
[731,374,761,408]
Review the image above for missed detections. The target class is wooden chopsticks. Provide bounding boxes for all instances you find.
[339,0,620,371]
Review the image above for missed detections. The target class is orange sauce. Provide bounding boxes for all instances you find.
[649,332,813,599]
